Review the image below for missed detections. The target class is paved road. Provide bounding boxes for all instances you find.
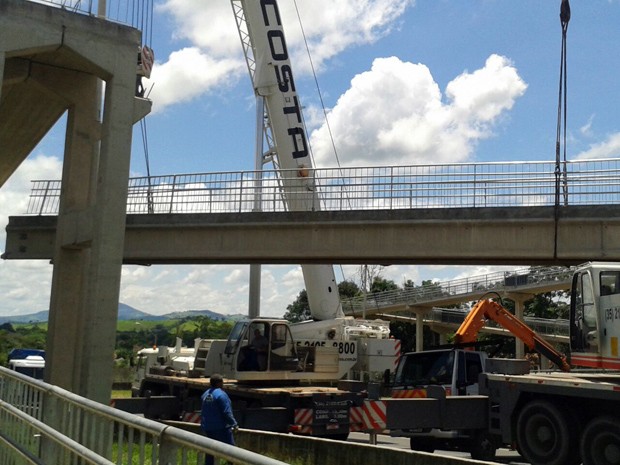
[348,433,528,464]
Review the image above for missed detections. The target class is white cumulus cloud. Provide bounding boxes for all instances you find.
[310,54,528,167]
[574,132,620,160]
[150,0,414,112]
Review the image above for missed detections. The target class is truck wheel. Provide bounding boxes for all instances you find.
[410,437,435,453]
[516,400,579,465]
[470,431,497,461]
[580,416,620,465]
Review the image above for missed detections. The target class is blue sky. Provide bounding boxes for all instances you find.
[2,0,620,317]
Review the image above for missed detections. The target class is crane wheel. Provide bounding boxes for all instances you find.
[580,416,620,465]
[516,400,580,465]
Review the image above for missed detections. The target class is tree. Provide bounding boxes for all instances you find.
[370,276,398,293]
[524,292,569,319]
[283,289,311,323]
[338,280,360,299]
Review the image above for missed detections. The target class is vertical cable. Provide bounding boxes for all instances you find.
[554,0,570,259]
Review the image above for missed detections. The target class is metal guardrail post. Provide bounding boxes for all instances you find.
[38,181,51,216]
[169,175,177,214]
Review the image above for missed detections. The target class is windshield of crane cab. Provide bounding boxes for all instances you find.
[225,321,248,355]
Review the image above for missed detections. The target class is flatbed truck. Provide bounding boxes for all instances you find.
[381,262,620,465]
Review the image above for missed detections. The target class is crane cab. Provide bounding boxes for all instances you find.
[570,262,620,369]
[222,319,299,376]
[215,318,343,382]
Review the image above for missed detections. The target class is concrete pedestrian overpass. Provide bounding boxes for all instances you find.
[3,0,620,410]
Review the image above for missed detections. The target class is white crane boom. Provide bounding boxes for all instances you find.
[232,0,343,320]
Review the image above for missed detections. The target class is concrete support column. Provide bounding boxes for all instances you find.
[2,0,146,406]
[46,59,137,404]
[0,51,5,102]
[248,264,261,318]
[414,309,425,352]
[505,292,533,363]
[82,68,136,403]
[514,298,525,360]
[46,73,100,394]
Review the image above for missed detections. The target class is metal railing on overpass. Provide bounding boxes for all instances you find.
[428,308,570,340]
[28,0,152,30]
[341,265,574,340]
[26,158,620,215]
[341,265,575,314]
[0,366,288,465]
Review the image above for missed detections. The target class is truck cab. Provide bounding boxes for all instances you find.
[570,262,620,369]
[392,348,486,398]
[390,348,488,454]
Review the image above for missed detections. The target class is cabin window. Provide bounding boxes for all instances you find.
[600,271,620,296]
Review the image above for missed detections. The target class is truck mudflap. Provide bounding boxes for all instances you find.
[289,394,353,437]
[292,398,388,436]
[350,400,387,432]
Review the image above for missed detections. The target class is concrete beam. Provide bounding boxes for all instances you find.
[6,205,620,265]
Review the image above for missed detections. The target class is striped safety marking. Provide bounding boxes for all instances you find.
[393,339,402,371]
[182,412,201,424]
[391,386,453,398]
[571,354,620,370]
[293,408,313,434]
[390,388,427,399]
[350,401,387,432]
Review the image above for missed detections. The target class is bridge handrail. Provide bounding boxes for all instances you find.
[428,307,570,338]
[341,265,575,318]
[27,0,150,29]
[0,366,288,465]
[25,158,620,215]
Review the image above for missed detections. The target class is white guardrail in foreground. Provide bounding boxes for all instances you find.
[0,366,289,465]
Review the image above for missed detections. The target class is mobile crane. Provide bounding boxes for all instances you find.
[124,0,397,439]
[230,0,396,359]
[384,262,620,465]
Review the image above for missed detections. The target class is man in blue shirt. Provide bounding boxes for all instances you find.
[200,374,239,465]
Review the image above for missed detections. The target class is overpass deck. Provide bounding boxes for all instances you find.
[5,159,620,265]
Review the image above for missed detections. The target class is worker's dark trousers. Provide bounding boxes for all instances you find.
[203,428,235,465]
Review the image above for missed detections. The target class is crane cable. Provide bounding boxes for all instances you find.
[293,0,351,282]
[554,0,570,259]
[292,0,344,172]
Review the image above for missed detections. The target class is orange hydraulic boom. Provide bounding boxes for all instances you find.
[454,299,571,372]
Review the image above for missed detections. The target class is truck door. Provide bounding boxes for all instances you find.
[571,270,598,353]
[456,351,483,395]
[269,323,300,371]
[597,270,620,364]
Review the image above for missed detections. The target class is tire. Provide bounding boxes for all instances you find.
[580,416,620,465]
[470,431,498,461]
[516,400,580,465]
[410,437,435,453]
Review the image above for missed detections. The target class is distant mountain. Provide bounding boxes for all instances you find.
[162,309,231,321]
[0,304,241,324]
[118,303,166,321]
[0,310,49,325]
